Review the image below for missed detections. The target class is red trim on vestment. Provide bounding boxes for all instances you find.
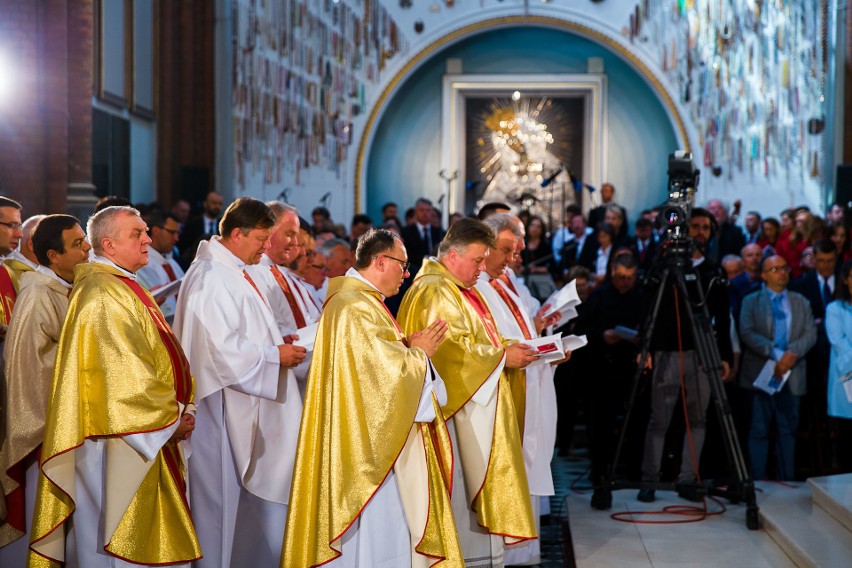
[3,447,39,533]
[270,266,307,328]
[0,265,17,324]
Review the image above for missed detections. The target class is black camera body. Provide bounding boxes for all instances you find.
[657,151,700,263]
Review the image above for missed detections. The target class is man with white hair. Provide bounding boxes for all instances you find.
[4,214,43,290]
[475,213,561,564]
[247,202,316,395]
[290,225,328,308]
[174,198,306,568]
[28,206,200,567]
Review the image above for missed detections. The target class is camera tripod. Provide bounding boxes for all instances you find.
[599,245,760,530]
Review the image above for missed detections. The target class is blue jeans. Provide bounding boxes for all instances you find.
[748,387,800,480]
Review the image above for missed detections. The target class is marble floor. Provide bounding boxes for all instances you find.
[537,452,798,568]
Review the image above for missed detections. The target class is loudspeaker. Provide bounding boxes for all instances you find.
[837,164,852,208]
[180,166,210,211]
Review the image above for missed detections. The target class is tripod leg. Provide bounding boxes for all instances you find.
[673,272,760,529]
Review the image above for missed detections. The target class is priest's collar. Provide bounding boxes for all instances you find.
[478,271,494,284]
[8,250,38,271]
[345,266,384,299]
[202,236,248,269]
[36,265,72,289]
[93,255,137,280]
[258,254,274,267]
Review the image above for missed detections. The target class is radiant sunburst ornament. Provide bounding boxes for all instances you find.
[470,96,574,228]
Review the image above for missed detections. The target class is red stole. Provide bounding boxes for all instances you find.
[498,272,519,296]
[270,266,307,328]
[114,275,194,504]
[458,287,501,347]
[490,279,533,340]
[162,263,178,282]
[0,265,16,325]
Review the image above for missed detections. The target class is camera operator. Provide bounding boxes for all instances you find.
[637,207,734,502]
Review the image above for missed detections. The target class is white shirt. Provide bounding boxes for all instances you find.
[36,265,72,289]
[595,245,611,275]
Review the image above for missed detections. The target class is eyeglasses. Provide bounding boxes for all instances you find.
[376,254,410,272]
[0,221,22,231]
[764,265,791,273]
[157,226,180,236]
[310,264,328,273]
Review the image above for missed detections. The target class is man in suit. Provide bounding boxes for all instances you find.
[739,255,816,480]
[789,239,838,473]
[178,191,224,264]
[400,197,444,278]
[706,199,746,263]
[632,217,657,275]
[588,182,628,236]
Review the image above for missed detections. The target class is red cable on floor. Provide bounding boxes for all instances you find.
[610,496,727,524]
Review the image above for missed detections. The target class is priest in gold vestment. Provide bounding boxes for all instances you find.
[398,218,539,567]
[0,215,91,566]
[283,229,462,567]
[27,206,200,568]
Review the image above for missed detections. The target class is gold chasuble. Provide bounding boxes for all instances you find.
[0,272,69,548]
[4,256,35,292]
[27,262,200,567]
[397,259,536,544]
[282,276,462,568]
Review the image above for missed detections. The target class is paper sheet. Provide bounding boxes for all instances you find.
[292,322,319,351]
[753,359,791,395]
[841,372,852,403]
[562,334,588,352]
[543,279,581,319]
[151,277,182,301]
[526,333,565,366]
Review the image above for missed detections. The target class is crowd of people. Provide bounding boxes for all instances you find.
[0,182,850,567]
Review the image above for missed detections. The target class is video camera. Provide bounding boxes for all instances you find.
[657,151,700,262]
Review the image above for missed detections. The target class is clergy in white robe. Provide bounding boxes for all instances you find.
[476,214,562,565]
[282,229,462,567]
[246,203,315,392]
[173,198,306,568]
[28,206,200,568]
[0,215,90,566]
[136,211,185,323]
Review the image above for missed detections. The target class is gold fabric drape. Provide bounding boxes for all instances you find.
[0,272,69,547]
[27,263,200,567]
[398,259,536,543]
[282,275,461,567]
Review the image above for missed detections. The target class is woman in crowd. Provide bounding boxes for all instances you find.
[588,223,615,286]
[522,215,554,275]
[830,224,852,263]
[758,217,780,251]
[826,260,852,472]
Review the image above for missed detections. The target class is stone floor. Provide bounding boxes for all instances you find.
[535,450,796,568]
